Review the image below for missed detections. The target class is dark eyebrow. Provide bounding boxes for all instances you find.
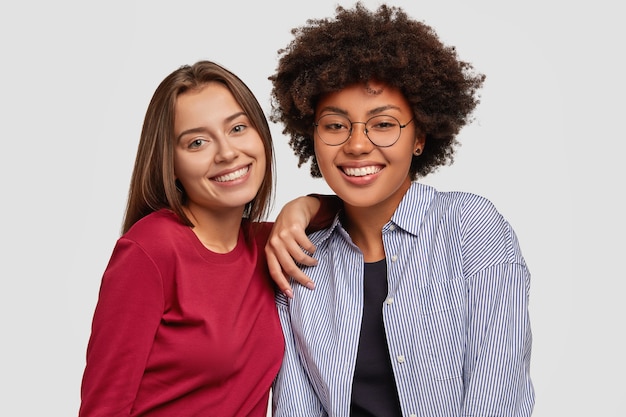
[176,111,247,142]
[317,106,348,116]
[367,105,402,117]
[317,105,403,118]
[226,111,248,122]
[176,127,208,143]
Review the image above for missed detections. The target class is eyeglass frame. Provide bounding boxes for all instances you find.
[313,113,414,148]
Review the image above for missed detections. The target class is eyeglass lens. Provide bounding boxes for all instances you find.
[315,114,404,147]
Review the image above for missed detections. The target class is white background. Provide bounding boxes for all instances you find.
[0,0,623,415]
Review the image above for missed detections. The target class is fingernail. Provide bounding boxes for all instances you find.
[306,281,316,290]
[284,289,294,299]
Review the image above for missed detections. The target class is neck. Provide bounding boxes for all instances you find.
[342,179,411,262]
[344,221,384,262]
[184,204,245,253]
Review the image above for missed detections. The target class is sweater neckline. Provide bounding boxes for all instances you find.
[184,224,248,264]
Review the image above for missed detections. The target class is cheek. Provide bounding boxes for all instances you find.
[173,153,184,179]
[394,139,419,166]
[249,137,267,165]
[313,141,333,170]
[393,151,415,173]
[174,152,205,183]
[256,153,267,177]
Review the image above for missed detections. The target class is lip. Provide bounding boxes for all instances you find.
[210,164,251,183]
[338,162,383,185]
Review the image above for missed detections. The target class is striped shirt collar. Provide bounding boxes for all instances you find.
[310,181,437,245]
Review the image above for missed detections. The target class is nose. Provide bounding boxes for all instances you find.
[214,138,238,163]
[344,122,373,154]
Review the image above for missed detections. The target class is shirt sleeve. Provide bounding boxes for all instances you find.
[305,194,342,234]
[461,218,535,416]
[79,238,164,417]
[272,293,327,417]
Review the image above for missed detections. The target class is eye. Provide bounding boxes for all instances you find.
[188,138,208,149]
[231,123,247,135]
[326,122,347,131]
[368,116,399,131]
[319,115,350,133]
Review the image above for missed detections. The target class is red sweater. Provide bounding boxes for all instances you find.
[79,210,284,416]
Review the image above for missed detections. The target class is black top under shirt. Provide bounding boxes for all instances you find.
[350,259,403,417]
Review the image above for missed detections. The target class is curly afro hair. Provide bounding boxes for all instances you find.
[269,2,486,179]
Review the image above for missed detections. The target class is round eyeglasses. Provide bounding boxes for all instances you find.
[313,114,414,147]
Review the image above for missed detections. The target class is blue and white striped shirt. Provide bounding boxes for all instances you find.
[273,182,534,417]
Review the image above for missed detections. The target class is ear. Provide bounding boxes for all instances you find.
[413,133,426,156]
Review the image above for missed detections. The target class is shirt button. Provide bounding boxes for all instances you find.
[386,297,394,305]
[397,355,405,363]
[389,225,396,231]
[410,414,417,417]
[391,255,398,262]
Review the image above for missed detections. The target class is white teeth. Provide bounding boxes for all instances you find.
[213,166,249,182]
[343,166,381,177]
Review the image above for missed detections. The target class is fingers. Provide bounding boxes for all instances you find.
[266,231,317,298]
[267,238,317,287]
[266,250,295,299]
[293,232,317,260]
[282,226,318,264]
[285,265,316,291]
[266,195,322,297]
[267,225,318,266]
[266,247,315,298]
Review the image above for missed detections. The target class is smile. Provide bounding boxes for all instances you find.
[212,166,250,182]
[342,166,381,177]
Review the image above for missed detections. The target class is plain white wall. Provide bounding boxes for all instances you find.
[0,0,623,415]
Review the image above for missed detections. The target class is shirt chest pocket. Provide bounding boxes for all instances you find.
[417,279,466,381]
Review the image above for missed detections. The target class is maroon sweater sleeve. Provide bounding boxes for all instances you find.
[79,239,164,417]
[305,194,343,234]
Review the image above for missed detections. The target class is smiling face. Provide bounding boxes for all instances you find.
[173,82,266,217]
[314,81,423,214]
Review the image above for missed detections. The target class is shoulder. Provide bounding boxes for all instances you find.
[107,210,200,283]
[434,189,497,213]
[121,209,188,252]
[437,191,527,270]
[439,191,505,231]
[125,209,182,233]
[397,182,496,217]
[242,220,273,247]
[396,183,501,235]
[432,189,507,235]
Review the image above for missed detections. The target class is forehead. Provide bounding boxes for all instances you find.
[316,81,410,116]
[175,82,234,112]
[174,83,241,126]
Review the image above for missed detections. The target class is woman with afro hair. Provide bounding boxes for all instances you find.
[267,3,534,416]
